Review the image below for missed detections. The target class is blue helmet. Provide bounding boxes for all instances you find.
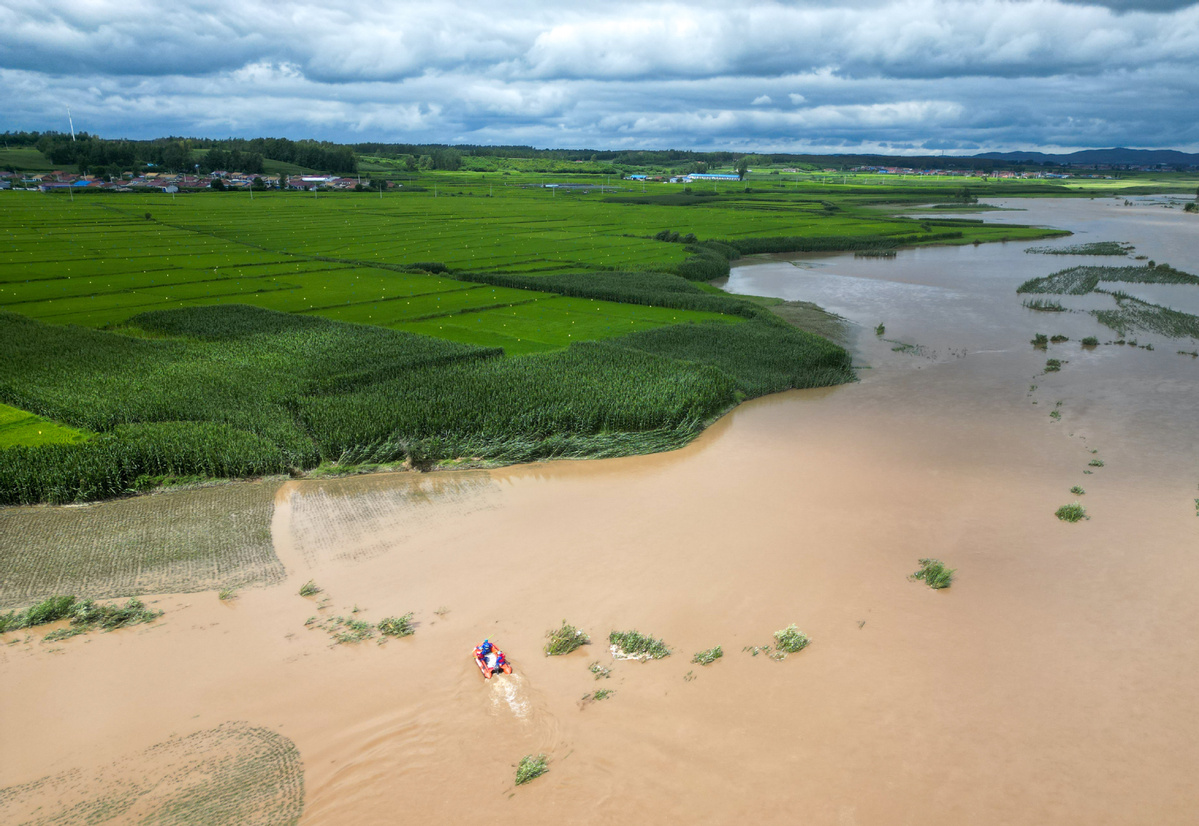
[481,639,491,654]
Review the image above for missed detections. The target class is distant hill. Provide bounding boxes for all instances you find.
[974,148,1199,166]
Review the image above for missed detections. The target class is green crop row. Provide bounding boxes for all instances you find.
[0,300,851,503]
[297,340,736,456]
[445,270,767,320]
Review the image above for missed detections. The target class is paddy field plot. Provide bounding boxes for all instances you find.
[0,195,737,348]
[0,402,88,449]
[0,481,280,609]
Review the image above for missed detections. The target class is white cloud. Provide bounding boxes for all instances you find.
[1,1,1198,151]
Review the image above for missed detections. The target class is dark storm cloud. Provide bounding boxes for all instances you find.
[2,0,1197,153]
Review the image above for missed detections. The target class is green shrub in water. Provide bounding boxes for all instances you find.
[609,629,671,659]
[773,625,811,653]
[544,620,590,656]
[911,558,955,589]
[0,595,77,633]
[1056,502,1088,522]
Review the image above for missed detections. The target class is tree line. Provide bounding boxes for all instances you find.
[5,132,356,176]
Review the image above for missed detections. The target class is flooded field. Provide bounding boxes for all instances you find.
[3,197,1199,824]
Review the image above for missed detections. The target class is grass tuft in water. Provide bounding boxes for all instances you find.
[875,323,885,336]
[299,580,321,597]
[588,661,611,679]
[1081,336,1100,346]
[609,629,671,659]
[773,624,812,653]
[1056,502,1088,522]
[515,754,549,786]
[378,613,416,637]
[691,646,724,665]
[1089,458,1105,467]
[1031,333,1049,347]
[1045,358,1062,372]
[544,620,590,656]
[1070,485,1086,495]
[218,588,237,601]
[910,558,955,589]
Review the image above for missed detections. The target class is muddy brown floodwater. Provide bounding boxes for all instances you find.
[3,196,1199,824]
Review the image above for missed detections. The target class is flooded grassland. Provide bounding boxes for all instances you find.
[3,196,1199,824]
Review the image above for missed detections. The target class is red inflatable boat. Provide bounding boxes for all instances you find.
[473,642,512,679]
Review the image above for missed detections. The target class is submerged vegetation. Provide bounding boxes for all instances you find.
[609,629,672,660]
[0,482,280,611]
[1093,293,1199,339]
[305,608,417,645]
[0,722,305,825]
[1023,299,1065,312]
[515,754,549,786]
[691,646,724,665]
[1025,241,1131,256]
[544,621,590,656]
[588,662,612,680]
[910,559,955,589]
[1017,263,1199,295]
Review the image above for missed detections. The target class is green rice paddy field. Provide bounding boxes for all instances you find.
[2,183,1055,340]
[0,179,1062,503]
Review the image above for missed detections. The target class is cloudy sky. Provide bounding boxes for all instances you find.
[3,0,1198,154]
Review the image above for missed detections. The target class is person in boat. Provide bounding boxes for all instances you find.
[475,639,507,674]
